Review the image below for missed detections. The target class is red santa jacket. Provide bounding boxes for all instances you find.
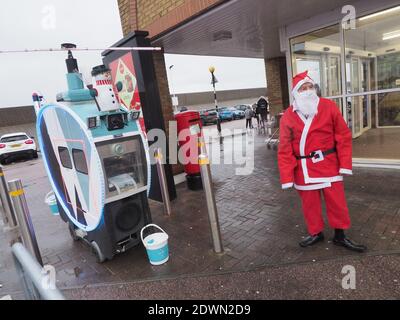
[278,98,352,190]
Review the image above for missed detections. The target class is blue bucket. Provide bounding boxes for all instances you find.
[45,191,59,216]
[140,224,169,265]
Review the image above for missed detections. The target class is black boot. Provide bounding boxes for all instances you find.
[299,232,324,247]
[333,229,367,253]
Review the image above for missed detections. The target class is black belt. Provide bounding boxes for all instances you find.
[295,148,336,160]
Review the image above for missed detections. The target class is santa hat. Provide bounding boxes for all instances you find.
[292,71,315,93]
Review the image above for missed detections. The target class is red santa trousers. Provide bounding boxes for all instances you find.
[296,181,351,235]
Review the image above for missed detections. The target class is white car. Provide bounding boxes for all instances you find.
[0,132,38,165]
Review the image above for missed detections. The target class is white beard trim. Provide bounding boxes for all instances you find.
[293,89,320,117]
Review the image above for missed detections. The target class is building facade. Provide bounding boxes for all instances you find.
[117,0,400,165]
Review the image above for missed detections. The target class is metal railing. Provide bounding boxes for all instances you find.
[0,167,64,300]
[12,242,65,300]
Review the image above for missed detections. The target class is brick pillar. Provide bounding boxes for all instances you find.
[265,57,290,114]
[118,0,138,36]
[153,49,184,175]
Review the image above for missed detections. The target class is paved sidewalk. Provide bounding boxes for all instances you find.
[64,254,400,300]
[1,121,400,299]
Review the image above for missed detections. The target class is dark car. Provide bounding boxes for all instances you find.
[200,109,219,125]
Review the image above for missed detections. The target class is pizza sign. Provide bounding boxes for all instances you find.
[109,52,146,133]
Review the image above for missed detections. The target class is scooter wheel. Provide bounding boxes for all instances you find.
[267,144,271,150]
[91,241,106,263]
[68,224,79,241]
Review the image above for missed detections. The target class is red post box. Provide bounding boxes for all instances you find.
[175,110,203,190]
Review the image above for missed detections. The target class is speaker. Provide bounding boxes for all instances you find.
[86,191,152,260]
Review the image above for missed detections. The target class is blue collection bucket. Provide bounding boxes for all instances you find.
[140,224,169,265]
[45,191,59,216]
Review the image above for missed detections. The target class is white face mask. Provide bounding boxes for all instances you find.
[293,88,319,117]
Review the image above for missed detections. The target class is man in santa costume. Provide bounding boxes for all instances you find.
[278,71,366,252]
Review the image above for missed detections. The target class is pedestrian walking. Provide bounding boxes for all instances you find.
[256,96,269,129]
[245,106,254,129]
[252,102,260,129]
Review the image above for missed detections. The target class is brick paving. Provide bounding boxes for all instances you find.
[1,119,400,299]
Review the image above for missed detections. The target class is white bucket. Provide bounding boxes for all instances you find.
[140,224,169,265]
[44,191,59,216]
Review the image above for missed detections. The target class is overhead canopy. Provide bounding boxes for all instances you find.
[153,0,357,59]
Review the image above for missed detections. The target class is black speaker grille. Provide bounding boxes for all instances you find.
[115,202,142,232]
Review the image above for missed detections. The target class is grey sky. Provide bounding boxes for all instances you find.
[0,0,266,108]
[165,54,266,94]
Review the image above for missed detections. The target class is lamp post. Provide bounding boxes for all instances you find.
[169,65,178,113]
[209,66,221,133]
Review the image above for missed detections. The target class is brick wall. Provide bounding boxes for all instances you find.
[153,50,184,175]
[153,50,175,131]
[137,0,185,30]
[119,0,224,37]
[265,57,289,115]
[117,0,138,36]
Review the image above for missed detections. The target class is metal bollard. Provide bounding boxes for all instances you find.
[198,135,207,155]
[8,179,43,266]
[0,166,17,227]
[155,148,172,216]
[267,114,272,137]
[198,148,223,254]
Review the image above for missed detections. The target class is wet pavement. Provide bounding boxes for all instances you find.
[64,254,400,300]
[1,118,400,299]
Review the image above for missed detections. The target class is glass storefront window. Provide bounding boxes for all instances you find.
[344,7,400,92]
[288,6,400,161]
[351,93,400,160]
[290,24,342,98]
[331,97,343,114]
[376,91,400,127]
[346,95,371,137]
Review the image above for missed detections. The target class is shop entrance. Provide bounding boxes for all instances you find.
[346,57,373,138]
[289,6,400,162]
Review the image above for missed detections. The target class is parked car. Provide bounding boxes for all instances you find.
[217,107,234,121]
[227,107,245,119]
[200,109,219,125]
[234,104,251,112]
[0,132,38,165]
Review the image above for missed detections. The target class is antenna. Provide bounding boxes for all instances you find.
[61,43,79,73]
